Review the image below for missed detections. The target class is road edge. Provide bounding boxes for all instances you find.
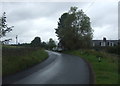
[61,52,96,85]
[80,56,96,84]
[2,51,56,84]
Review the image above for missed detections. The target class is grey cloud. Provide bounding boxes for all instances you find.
[85,2,118,40]
[88,2,117,27]
[3,2,87,23]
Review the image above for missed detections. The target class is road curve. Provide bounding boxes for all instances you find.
[3,50,91,84]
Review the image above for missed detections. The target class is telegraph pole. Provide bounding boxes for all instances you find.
[16,35,18,45]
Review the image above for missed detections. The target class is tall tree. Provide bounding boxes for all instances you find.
[31,37,41,47]
[55,7,93,50]
[0,12,14,44]
[48,38,56,50]
[41,41,48,49]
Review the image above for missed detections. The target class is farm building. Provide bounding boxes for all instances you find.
[92,37,119,47]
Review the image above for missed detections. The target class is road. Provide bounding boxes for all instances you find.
[3,50,92,84]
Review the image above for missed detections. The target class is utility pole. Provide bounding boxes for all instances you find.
[16,35,18,45]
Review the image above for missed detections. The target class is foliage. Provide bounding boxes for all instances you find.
[106,46,120,55]
[55,7,93,50]
[92,45,120,55]
[17,43,31,47]
[41,41,48,49]
[31,37,41,47]
[0,12,14,42]
[47,38,56,50]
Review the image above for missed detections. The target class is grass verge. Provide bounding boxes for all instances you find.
[2,45,48,76]
[64,49,119,84]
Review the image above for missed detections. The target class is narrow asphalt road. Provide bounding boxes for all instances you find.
[3,50,91,84]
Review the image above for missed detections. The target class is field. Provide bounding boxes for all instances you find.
[2,45,48,76]
[64,49,119,84]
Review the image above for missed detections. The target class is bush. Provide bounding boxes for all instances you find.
[106,46,119,55]
[92,46,120,55]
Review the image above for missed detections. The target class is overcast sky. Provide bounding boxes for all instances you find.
[0,1,119,44]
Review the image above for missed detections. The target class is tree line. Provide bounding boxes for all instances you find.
[30,37,56,50]
[13,37,56,50]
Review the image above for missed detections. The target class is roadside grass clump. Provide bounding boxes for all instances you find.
[2,45,48,76]
[64,49,119,84]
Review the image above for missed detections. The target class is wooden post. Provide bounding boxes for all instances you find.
[16,35,18,45]
[98,57,101,62]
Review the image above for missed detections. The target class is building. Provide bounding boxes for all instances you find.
[92,37,119,47]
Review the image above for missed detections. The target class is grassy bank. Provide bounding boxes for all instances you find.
[2,45,48,76]
[0,45,2,76]
[64,49,119,84]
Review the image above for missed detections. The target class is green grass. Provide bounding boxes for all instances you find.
[2,45,48,76]
[0,57,2,76]
[64,49,119,84]
[0,44,2,76]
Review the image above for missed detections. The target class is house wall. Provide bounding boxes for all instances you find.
[92,40,119,47]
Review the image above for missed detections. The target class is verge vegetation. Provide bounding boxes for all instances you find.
[2,45,48,76]
[64,49,119,84]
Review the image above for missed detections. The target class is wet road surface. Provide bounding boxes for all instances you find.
[3,50,90,84]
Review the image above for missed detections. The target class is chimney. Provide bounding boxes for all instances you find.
[103,37,106,42]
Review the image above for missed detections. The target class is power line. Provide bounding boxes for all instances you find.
[84,0,96,13]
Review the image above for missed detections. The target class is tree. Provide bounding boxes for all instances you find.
[48,38,56,50]
[55,7,93,50]
[0,12,14,44]
[31,37,41,47]
[41,41,48,49]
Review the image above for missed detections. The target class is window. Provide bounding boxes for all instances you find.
[110,43,113,46]
[107,42,109,46]
[99,42,101,46]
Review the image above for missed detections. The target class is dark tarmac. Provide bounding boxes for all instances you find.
[3,50,91,84]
